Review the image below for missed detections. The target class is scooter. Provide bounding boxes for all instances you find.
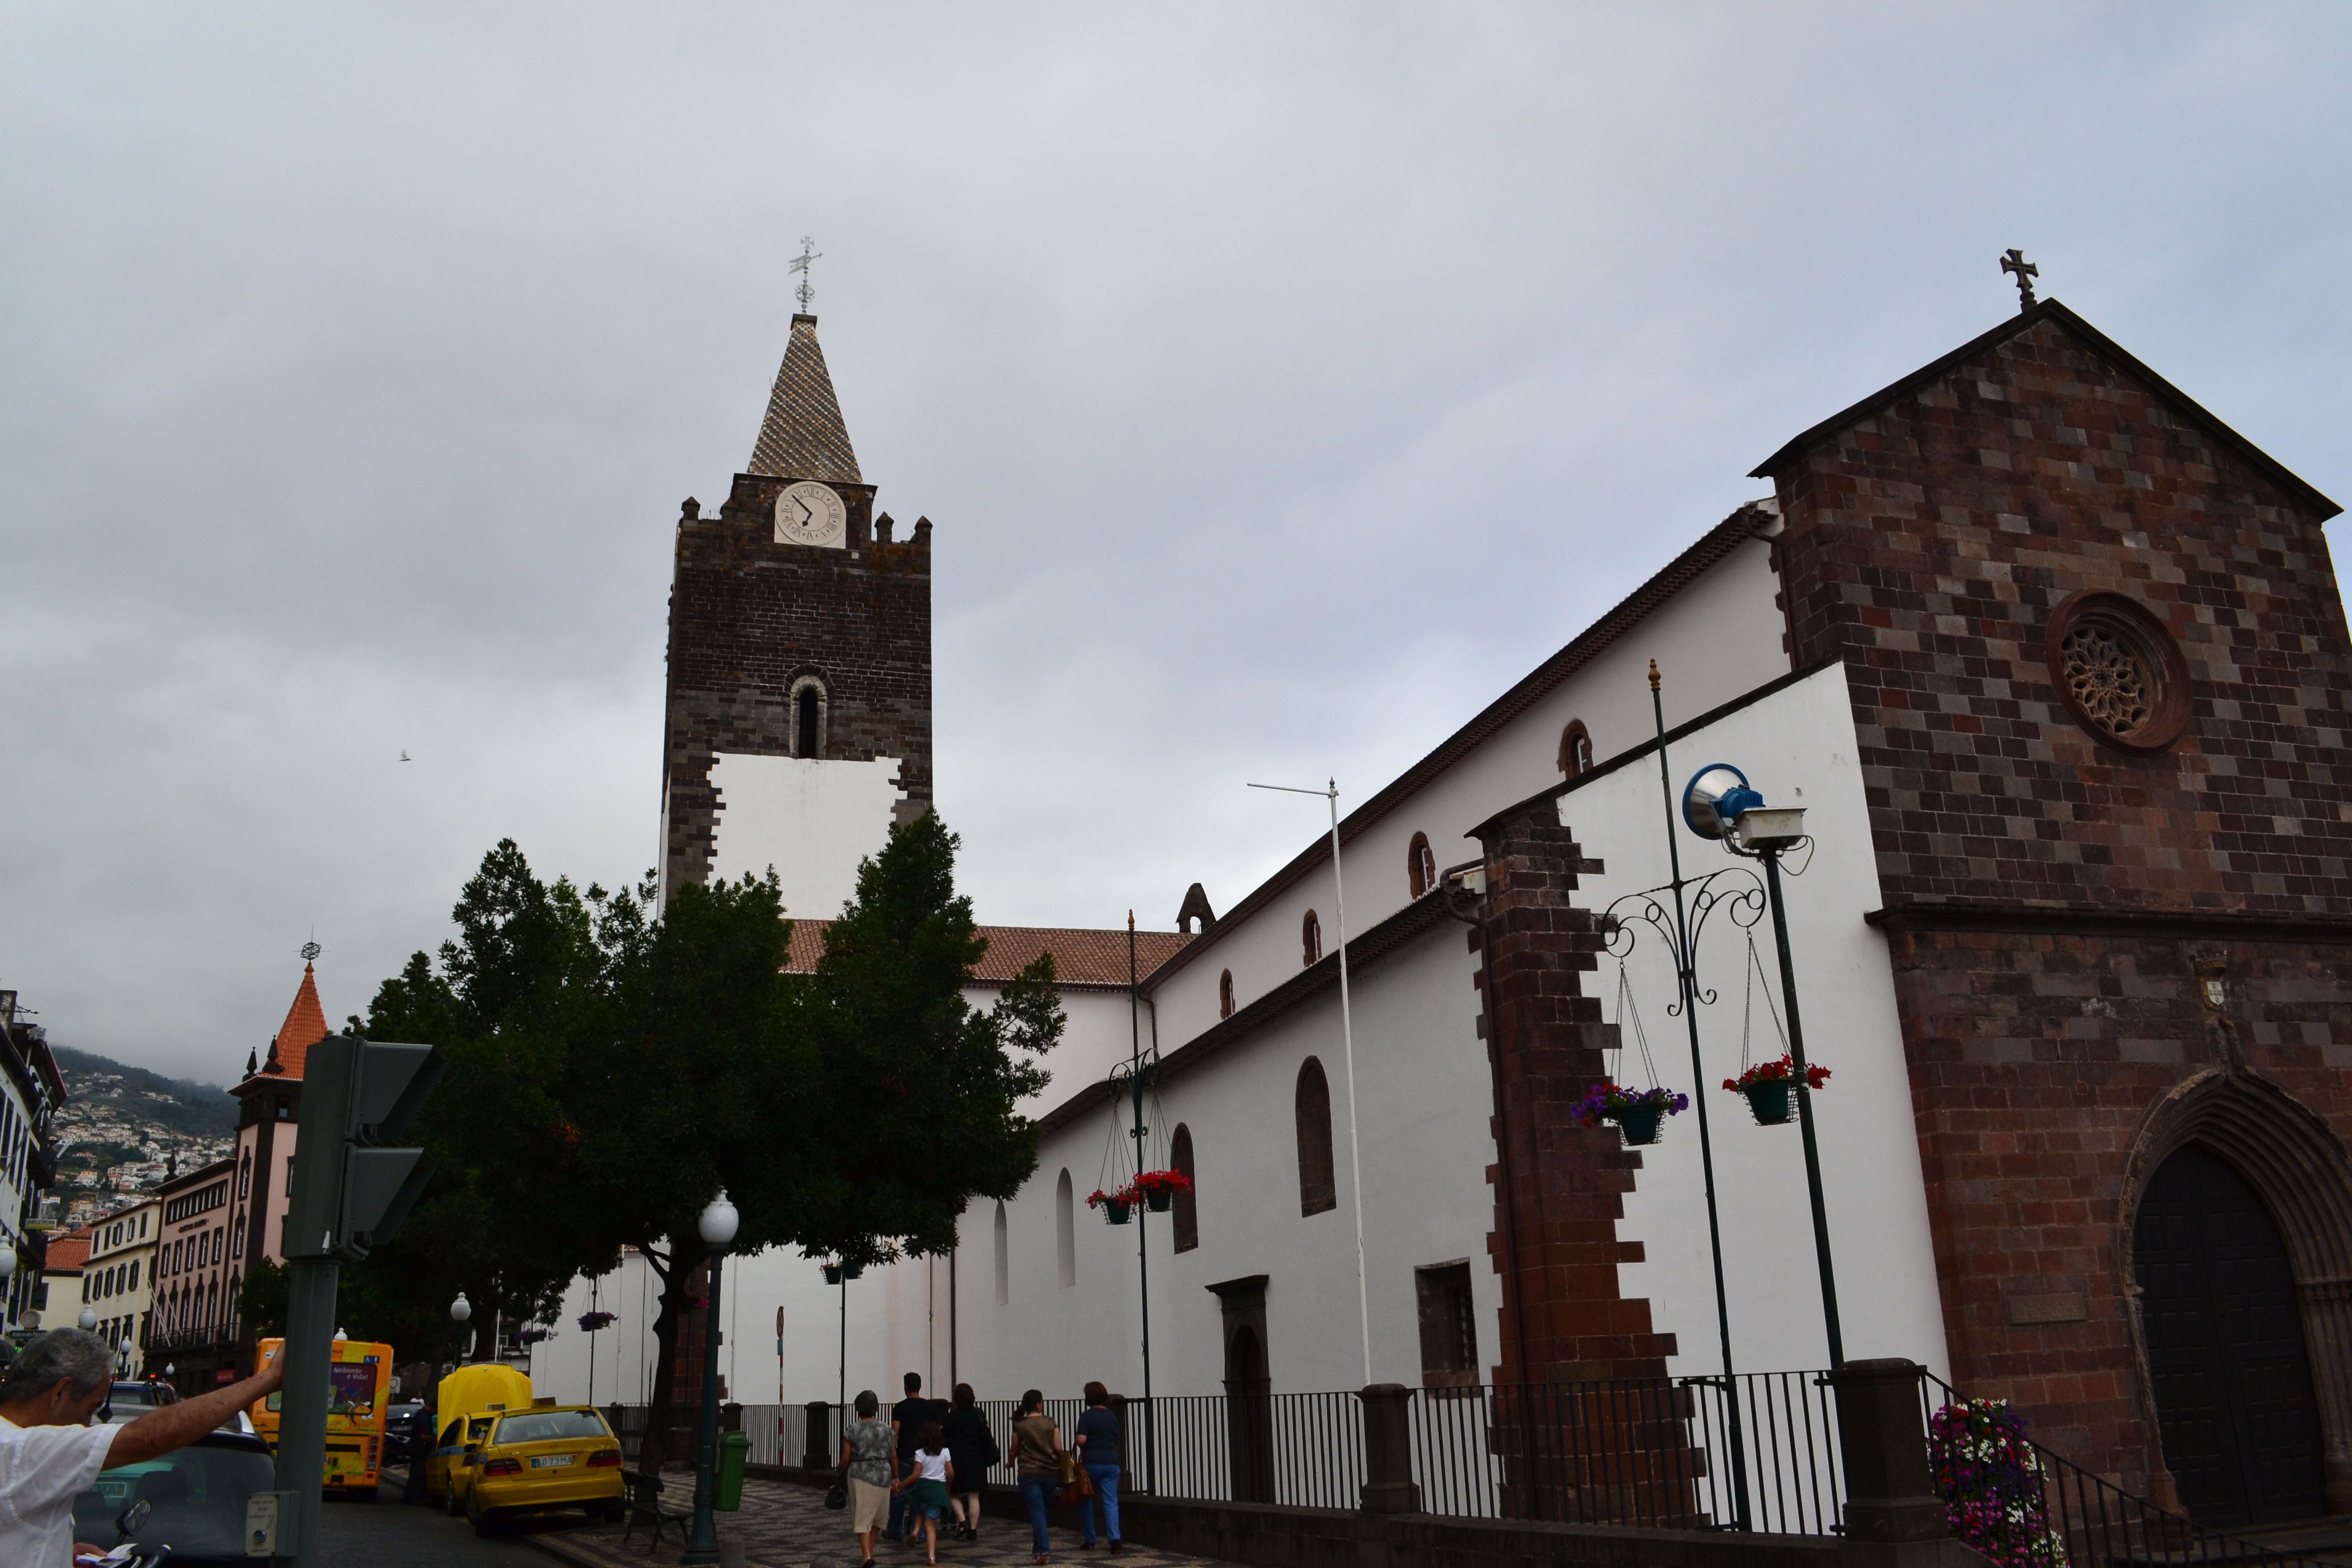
[75,1496,170,1567]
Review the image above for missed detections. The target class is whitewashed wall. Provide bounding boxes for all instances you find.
[706,752,905,921]
[1149,529,1788,1049]
[1563,663,1949,1381]
[952,917,1490,1399]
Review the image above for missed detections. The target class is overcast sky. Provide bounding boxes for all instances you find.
[4,4,2347,1085]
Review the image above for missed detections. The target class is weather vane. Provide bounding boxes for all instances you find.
[790,237,822,313]
[300,941,322,963]
[2001,249,2039,312]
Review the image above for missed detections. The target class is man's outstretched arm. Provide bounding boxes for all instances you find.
[106,1349,284,1469]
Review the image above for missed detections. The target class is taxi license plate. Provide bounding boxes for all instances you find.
[531,1455,575,1469]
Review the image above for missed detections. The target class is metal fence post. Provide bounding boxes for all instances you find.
[801,1400,834,1472]
[1827,1359,1970,1568]
[1359,1384,1422,1514]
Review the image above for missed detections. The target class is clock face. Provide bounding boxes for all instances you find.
[774,481,848,549]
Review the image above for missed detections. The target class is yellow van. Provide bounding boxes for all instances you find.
[425,1363,534,1513]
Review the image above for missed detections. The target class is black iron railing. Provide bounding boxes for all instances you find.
[1920,1373,2330,1568]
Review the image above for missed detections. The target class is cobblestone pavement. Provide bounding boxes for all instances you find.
[382,1466,1242,1568]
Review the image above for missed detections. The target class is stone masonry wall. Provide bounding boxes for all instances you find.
[1762,305,2352,1503]
[1883,921,2352,1496]
[1767,310,2352,918]
[663,472,933,894]
[1473,802,1676,1385]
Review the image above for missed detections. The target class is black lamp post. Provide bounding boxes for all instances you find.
[682,1191,739,1566]
[1682,765,1844,1367]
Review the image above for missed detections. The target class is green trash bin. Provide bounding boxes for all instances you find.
[717,1430,751,1511]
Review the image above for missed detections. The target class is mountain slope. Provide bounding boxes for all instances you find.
[50,1046,237,1138]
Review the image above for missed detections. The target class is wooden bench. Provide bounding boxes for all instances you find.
[620,1468,692,1551]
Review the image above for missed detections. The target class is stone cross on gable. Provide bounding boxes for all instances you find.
[2001,249,2039,312]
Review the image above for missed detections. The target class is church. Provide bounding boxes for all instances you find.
[534,275,2352,1536]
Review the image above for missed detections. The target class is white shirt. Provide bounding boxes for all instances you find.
[913,1447,950,1483]
[0,1415,118,1568]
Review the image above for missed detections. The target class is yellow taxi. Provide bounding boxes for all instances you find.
[424,1363,532,1514]
[458,1403,626,1535]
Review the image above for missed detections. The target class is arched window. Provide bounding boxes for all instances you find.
[1407,833,1437,899]
[1302,911,1322,967]
[1295,1058,1337,1216]
[993,1202,1010,1306]
[1219,970,1235,1019]
[790,676,827,759]
[1055,1169,1076,1288]
[238,1155,250,1200]
[1559,721,1594,779]
[1171,1124,1199,1253]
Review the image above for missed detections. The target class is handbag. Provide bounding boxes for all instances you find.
[825,1481,848,1510]
[1058,1449,1094,1506]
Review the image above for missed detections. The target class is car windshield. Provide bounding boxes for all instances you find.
[106,1384,158,1408]
[74,1438,275,1561]
[493,1410,609,1444]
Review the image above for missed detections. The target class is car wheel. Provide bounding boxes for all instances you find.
[446,1483,463,1517]
[466,1489,496,1537]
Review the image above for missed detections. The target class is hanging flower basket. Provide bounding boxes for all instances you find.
[1086,1187,1134,1223]
[1572,1083,1689,1147]
[577,1311,616,1334]
[1723,1055,1830,1126]
[1132,1169,1192,1213]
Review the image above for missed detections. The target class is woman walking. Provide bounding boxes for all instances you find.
[941,1383,997,1541]
[893,1418,956,1566]
[1012,1388,1066,1565]
[841,1390,895,1568]
[1073,1382,1122,1553]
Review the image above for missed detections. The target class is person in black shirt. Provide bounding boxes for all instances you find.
[1074,1381,1122,1552]
[887,1372,940,1545]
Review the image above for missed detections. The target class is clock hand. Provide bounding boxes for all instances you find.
[795,499,815,526]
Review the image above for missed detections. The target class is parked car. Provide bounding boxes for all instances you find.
[383,1399,426,1465]
[459,1405,626,1536]
[72,1422,276,1566]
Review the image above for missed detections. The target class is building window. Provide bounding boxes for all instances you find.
[1218,971,1235,1020]
[238,1157,250,1200]
[1055,1169,1076,1289]
[1407,833,1437,899]
[789,676,828,760]
[1559,721,1594,779]
[1295,1058,1336,1216]
[993,1202,1010,1307]
[1170,1124,1198,1253]
[1416,1262,1479,1389]
[1302,911,1322,968]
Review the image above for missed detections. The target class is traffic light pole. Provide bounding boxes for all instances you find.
[273,1258,340,1564]
[270,1032,444,1567]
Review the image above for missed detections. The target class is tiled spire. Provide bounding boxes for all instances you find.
[747,315,862,483]
[268,963,331,1081]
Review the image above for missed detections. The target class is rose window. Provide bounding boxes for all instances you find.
[2061,624,2154,738]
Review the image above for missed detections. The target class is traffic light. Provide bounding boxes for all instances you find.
[283,1036,443,1263]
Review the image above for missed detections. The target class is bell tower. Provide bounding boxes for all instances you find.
[658,314,934,916]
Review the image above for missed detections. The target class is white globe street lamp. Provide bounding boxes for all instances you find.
[684,1191,739,1563]
[450,1291,473,1366]
[78,1307,97,1331]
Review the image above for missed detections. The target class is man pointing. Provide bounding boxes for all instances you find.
[0,1328,284,1566]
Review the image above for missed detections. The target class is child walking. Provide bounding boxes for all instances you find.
[894,1418,957,1565]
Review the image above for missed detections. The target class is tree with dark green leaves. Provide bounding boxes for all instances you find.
[341,811,1060,1462]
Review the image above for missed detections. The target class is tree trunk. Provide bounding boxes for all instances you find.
[640,1247,681,1471]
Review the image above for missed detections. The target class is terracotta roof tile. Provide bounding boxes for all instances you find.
[43,1231,90,1273]
[781,922,1190,988]
[267,964,330,1080]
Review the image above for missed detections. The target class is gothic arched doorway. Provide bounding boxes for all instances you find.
[2134,1143,2326,1527]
